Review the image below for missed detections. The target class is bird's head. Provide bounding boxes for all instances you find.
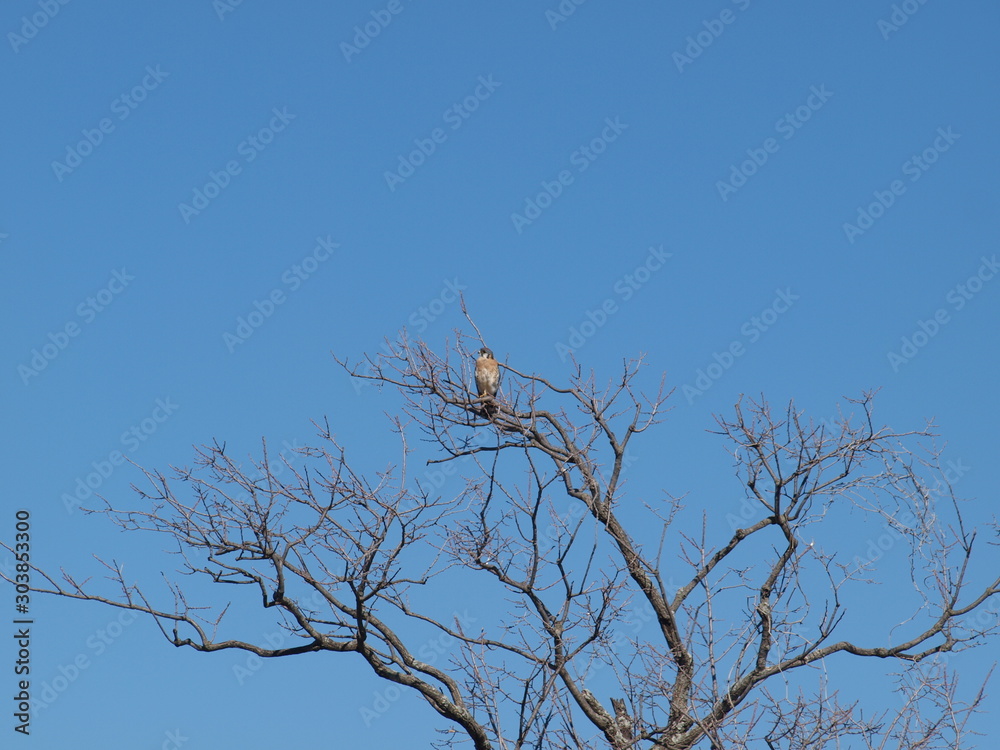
[478,347,494,359]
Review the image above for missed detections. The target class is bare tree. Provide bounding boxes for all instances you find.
[6,328,999,749]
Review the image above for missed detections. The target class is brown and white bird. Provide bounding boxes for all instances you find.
[474,346,500,415]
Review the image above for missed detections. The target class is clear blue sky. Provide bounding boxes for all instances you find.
[2,1,999,746]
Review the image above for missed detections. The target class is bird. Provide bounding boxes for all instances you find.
[474,346,500,416]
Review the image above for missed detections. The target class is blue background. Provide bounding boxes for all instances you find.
[1,1,998,746]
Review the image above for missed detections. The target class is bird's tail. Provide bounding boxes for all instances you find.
[481,397,498,419]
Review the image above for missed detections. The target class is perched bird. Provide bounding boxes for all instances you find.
[474,346,500,416]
